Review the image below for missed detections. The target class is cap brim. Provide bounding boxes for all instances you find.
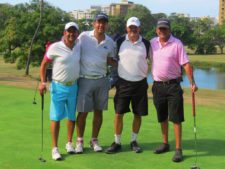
[95,17,108,22]
[157,25,170,29]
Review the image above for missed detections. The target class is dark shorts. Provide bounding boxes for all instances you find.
[114,78,148,116]
[152,81,184,123]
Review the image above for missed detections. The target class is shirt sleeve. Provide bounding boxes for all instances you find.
[178,41,189,65]
[108,40,116,58]
[45,43,57,61]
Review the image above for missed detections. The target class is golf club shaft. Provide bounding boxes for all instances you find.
[192,91,196,117]
[41,94,44,154]
[33,81,39,103]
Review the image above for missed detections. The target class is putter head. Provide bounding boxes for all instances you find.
[33,98,37,104]
[38,157,46,162]
[191,165,200,169]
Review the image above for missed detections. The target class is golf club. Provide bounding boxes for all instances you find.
[190,68,200,169]
[33,81,39,104]
[39,94,46,163]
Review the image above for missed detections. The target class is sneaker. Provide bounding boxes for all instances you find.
[154,143,170,154]
[52,147,62,161]
[75,140,84,154]
[65,142,76,154]
[130,141,142,153]
[90,139,103,152]
[105,142,122,154]
[172,149,183,162]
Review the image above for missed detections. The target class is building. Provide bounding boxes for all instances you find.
[219,0,225,24]
[110,0,135,16]
[70,0,135,20]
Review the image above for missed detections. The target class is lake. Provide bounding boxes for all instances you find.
[147,68,225,90]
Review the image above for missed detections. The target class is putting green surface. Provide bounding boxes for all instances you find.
[0,85,225,169]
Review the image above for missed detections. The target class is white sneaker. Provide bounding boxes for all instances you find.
[52,147,62,160]
[90,139,103,152]
[65,142,76,154]
[75,140,84,154]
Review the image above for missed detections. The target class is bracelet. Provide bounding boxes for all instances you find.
[42,82,47,86]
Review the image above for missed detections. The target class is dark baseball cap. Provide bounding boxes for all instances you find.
[94,13,108,22]
[157,18,170,29]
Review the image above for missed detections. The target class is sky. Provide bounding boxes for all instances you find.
[1,0,219,18]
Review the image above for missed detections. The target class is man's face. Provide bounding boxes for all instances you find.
[64,27,79,43]
[156,27,171,39]
[126,25,140,38]
[93,19,108,34]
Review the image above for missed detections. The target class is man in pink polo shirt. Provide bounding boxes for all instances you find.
[150,18,198,162]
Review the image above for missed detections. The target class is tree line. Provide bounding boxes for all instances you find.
[1,0,225,74]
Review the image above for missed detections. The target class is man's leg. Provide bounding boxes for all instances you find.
[132,114,141,134]
[76,112,88,138]
[130,114,142,153]
[172,122,183,162]
[174,122,182,149]
[75,112,88,153]
[90,110,103,152]
[51,121,62,160]
[67,120,75,142]
[161,120,169,144]
[51,121,60,148]
[115,113,124,136]
[154,120,170,154]
[105,113,123,154]
[92,110,103,138]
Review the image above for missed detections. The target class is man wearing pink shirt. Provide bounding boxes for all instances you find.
[150,18,198,162]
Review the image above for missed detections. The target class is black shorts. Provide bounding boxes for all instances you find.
[114,77,148,116]
[152,81,184,123]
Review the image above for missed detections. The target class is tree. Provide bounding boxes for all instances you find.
[0,0,72,72]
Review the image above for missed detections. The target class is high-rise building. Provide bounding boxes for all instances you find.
[219,0,225,24]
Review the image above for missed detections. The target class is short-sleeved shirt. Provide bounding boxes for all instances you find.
[45,41,80,83]
[150,35,189,81]
[78,30,116,76]
[118,34,149,82]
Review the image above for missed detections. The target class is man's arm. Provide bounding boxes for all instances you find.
[39,58,50,96]
[183,62,198,92]
[107,57,118,67]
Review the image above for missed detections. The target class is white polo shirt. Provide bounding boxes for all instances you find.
[78,30,116,76]
[118,35,149,82]
[45,40,80,83]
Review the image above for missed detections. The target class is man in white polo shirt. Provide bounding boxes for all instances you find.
[106,17,150,154]
[39,22,80,160]
[75,13,116,153]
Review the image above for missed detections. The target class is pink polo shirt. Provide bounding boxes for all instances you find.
[150,35,189,81]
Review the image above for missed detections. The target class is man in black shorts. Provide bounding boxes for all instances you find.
[150,18,198,162]
[105,17,149,154]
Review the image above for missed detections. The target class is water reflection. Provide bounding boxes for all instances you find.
[147,68,225,90]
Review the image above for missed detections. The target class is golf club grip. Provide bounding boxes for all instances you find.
[41,94,44,110]
[192,91,196,117]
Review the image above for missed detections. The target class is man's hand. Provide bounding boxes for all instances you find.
[39,82,47,96]
[191,83,198,93]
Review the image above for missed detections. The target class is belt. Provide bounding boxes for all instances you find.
[80,75,106,80]
[53,80,77,86]
[154,79,179,85]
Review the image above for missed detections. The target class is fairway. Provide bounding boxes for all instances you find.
[0,85,225,169]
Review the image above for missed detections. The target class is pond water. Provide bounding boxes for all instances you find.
[147,68,225,90]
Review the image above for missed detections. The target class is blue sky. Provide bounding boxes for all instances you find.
[1,0,219,18]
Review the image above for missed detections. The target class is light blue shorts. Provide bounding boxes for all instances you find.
[50,81,78,121]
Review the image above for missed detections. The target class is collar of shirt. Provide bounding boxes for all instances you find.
[156,35,175,48]
[89,30,110,43]
[125,34,142,44]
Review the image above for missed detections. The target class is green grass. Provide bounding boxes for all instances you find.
[189,55,225,71]
[0,85,225,169]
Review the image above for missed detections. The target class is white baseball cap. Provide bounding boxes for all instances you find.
[65,22,79,30]
[126,17,141,27]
